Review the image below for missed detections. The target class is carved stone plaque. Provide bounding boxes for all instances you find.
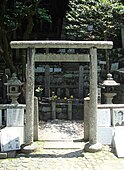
[7,109,24,127]
[97,109,111,127]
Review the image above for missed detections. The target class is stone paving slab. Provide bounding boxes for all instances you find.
[43,141,85,149]
[0,144,122,170]
[95,160,124,170]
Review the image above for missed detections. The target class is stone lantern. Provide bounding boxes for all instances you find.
[4,73,23,104]
[101,73,120,104]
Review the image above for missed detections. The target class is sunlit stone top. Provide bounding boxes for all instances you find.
[10,40,113,49]
[102,73,120,86]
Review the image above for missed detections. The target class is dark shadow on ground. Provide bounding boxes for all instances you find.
[16,149,84,158]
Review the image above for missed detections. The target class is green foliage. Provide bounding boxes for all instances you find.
[0,0,52,73]
[65,0,124,42]
[3,1,51,32]
[36,8,52,22]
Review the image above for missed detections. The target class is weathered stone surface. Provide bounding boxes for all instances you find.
[84,97,90,141]
[21,143,37,154]
[0,110,2,126]
[10,40,113,49]
[0,152,7,159]
[121,25,124,48]
[7,108,24,127]
[0,104,26,109]
[79,65,84,99]
[89,48,98,144]
[44,65,50,97]
[84,142,102,153]
[25,48,35,145]
[7,151,16,158]
[35,53,90,62]
[34,97,39,141]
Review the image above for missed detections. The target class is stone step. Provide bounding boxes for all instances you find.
[43,141,85,149]
[0,153,7,159]
[0,151,16,159]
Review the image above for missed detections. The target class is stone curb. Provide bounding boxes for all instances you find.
[0,151,16,159]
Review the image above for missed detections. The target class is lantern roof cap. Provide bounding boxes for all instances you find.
[4,73,23,86]
[102,73,120,86]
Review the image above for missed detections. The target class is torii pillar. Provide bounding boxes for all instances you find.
[25,47,35,145]
[84,47,102,152]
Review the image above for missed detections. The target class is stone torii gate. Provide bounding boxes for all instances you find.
[10,41,113,152]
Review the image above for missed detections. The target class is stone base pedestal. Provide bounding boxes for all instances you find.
[84,142,102,153]
[21,143,37,154]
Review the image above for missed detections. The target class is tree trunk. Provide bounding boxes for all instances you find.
[21,14,34,81]
[0,0,16,73]
[104,31,109,75]
[0,30,16,73]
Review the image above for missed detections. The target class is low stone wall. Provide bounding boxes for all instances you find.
[39,100,83,121]
[84,99,124,145]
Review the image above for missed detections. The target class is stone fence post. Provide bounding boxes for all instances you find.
[121,25,124,48]
[68,99,72,120]
[34,96,39,141]
[52,100,56,119]
[84,97,90,141]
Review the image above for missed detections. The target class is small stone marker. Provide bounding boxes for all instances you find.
[97,109,111,127]
[114,127,124,157]
[7,108,24,127]
[98,127,113,145]
[0,110,2,126]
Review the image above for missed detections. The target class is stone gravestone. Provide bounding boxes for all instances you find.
[114,126,124,157]
[7,108,24,127]
[0,110,2,127]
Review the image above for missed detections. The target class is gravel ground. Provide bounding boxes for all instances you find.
[38,120,84,141]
